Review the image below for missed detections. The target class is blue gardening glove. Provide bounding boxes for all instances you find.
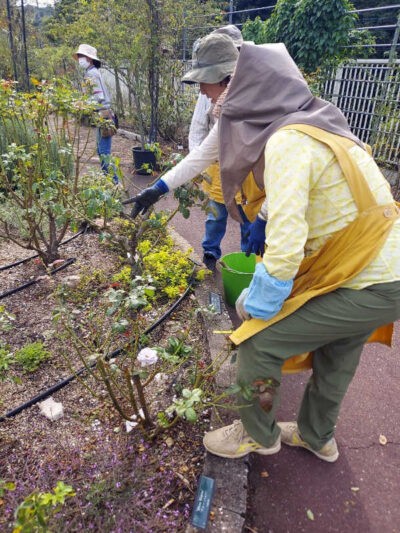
[127,179,169,218]
[244,262,293,321]
[245,216,267,257]
[235,288,251,321]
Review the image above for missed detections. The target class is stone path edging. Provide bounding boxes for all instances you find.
[169,229,247,532]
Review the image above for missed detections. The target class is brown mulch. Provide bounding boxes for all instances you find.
[0,129,210,533]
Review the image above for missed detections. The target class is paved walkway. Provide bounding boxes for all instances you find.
[129,177,400,532]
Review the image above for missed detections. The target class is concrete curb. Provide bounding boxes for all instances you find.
[169,229,247,532]
[192,280,247,533]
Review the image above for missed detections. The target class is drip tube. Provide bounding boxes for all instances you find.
[0,258,76,300]
[0,228,86,272]
[0,276,196,422]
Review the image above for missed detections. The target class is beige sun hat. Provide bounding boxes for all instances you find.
[210,24,243,48]
[182,33,239,85]
[73,44,101,67]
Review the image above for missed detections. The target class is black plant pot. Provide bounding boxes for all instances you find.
[132,146,157,175]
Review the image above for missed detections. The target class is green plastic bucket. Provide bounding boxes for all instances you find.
[220,252,256,306]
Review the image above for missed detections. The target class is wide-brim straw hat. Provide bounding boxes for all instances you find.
[182,33,239,85]
[73,44,101,68]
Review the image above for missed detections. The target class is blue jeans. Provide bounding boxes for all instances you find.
[202,200,251,259]
[96,129,118,184]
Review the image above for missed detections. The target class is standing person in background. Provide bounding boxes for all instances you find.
[189,25,253,271]
[74,44,119,185]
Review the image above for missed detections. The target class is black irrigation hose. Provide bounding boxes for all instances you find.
[0,258,76,300]
[0,228,86,272]
[0,276,196,423]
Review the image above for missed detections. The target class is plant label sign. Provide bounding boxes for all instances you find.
[190,475,215,529]
[209,292,222,314]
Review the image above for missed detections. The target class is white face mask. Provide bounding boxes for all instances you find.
[78,57,90,69]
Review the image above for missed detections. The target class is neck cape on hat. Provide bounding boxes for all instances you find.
[218,43,364,222]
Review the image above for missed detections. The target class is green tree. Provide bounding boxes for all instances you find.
[40,0,218,143]
[289,0,359,73]
[242,0,374,73]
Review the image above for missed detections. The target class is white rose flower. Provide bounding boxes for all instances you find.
[137,347,158,367]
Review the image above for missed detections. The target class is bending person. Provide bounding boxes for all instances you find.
[133,34,400,463]
[128,34,267,262]
[195,38,400,462]
[189,25,255,270]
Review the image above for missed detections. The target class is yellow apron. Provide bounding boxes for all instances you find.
[230,124,399,373]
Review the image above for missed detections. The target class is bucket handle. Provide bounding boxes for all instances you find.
[217,259,244,275]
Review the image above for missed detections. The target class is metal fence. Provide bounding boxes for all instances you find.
[321,60,399,168]
[181,3,400,59]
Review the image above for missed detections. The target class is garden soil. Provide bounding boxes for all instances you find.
[0,127,213,532]
[2,127,400,532]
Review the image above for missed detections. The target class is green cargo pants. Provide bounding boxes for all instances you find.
[237,281,400,451]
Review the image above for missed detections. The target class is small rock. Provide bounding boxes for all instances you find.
[165,437,174,448]
[125,420,138,433]
[155,373,168,384]
[91,419,101,431]
[38,397,64,421]
[62,275,81,288]
[92,218,106,229]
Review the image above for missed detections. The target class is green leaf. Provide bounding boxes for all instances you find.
[184,407,197,423]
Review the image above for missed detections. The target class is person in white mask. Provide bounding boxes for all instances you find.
[74,44,118,184]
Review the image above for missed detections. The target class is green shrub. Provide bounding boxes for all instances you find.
[137,236,193,299]
[0,79,122,265]
[111,266,132,289]
[0,346,13,380]
[13,481,75,532]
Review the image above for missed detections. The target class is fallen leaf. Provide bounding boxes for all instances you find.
[306,509,315,521]
[351,487,360,492]
[209,511,216,521]
[260,470,269,478]
[162,498,175,509]
[379,434,387,445]
[174,471,191,490]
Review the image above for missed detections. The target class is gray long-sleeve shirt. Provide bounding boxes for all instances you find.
[84,66,111,109]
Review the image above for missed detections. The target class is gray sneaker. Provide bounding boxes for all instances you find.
[203,419,281,459]
[278,421,339,463]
